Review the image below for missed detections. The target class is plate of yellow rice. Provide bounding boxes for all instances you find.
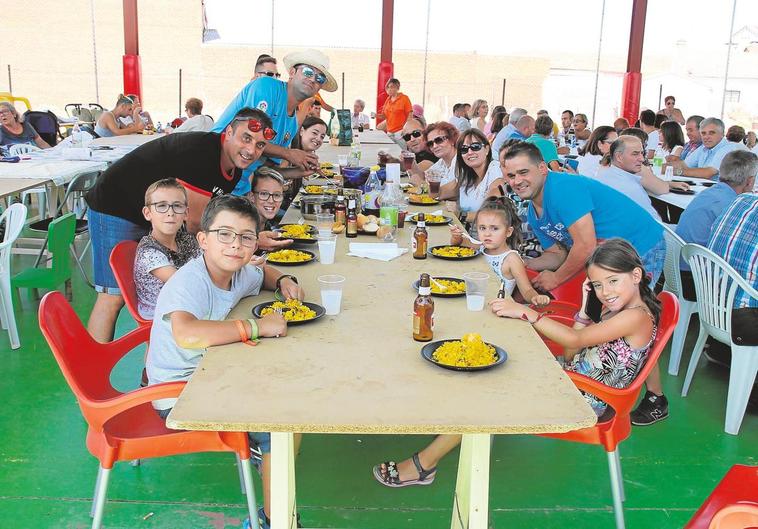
[266,249,316,265]
[253,299,325,326]
[411,276,466,298]
[421,333,507,371]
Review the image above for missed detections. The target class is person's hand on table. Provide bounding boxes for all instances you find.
[278,276,304,301]
[530,294,551,307]
[257,231,293,251]
[490,298,531,319]
[668,181,690,192]
[257,312,288,338]
[531,270,560,292]
[287,149,319,172]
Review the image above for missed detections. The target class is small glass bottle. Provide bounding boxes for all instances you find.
[413,273,434,342]
[335,189,347,225]
[346,199,358,238]
[412,213,428,259]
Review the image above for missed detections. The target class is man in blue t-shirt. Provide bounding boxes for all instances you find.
[213,49,338,195]
[501,142,668,426]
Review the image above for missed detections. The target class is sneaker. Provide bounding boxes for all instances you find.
[249,445,263,474]
[631,391,669,426]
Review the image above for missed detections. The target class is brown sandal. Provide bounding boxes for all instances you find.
[372,452,437,488]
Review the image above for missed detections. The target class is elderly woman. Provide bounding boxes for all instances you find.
[407,121,459,200]
[468,99,489,131]
[572,113,591,148]
[94,94,145,137]
[454,128,504,217]
[170,97,214,133]
[351,99,370,130]
[0,101,51,150]
[247,167,294,251]
[576,125,618,178]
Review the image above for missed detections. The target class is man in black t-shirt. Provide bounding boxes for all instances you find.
[85,107,275,343]
[378,117,438,171]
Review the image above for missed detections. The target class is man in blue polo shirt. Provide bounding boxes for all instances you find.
[665,117,739,181]
[213,49,338,195]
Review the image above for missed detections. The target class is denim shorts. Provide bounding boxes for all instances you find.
[641,236,666,287]
[89,209,148,295]
[155,408,271,453]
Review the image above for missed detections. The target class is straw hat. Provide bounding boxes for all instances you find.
[283,49,338,92]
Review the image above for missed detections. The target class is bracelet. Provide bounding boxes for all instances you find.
[520,311,550,325]
[234,320,249,342]
[247,318,259,341]
[275,274,298,292]
[573,312,593,325]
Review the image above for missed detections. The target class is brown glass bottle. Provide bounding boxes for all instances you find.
[335,190,347,225]
[346,199,358,238]
[412,213,428,259]
[413,273,434,342]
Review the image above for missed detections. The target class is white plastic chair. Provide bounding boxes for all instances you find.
[8,143,40,156]
[681,243,758,435]
[0,203,29,349]
[661,223,699,375]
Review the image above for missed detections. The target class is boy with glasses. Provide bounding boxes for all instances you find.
[214,49,338,196]
[146,194,304,528]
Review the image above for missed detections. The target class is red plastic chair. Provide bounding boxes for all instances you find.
[38,291,258,529]
[539,292,679,529]
[109,240,150,328]
[526,267,586,308]
[684,465,758,529]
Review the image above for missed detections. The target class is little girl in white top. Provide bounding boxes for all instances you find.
[450,197,550,306]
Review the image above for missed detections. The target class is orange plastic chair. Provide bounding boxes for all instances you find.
[526,267,586,308]
[684,465,758,529]
[38,291,259,529]
[539,291,679,529]
[109,240,150,328]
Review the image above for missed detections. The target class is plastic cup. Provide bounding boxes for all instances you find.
[338,154,349,174]
[318,274,345,315]
[463,272,489,311]
[401,151,415,171]
[317,234,337,264]
[315,213,334,237]
[664,165,674,181]
[426,171,442,197]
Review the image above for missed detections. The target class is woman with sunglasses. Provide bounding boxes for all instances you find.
[454,129,505,218]
[376,78,413,145]
[248,167,296,252]
[576,126,618,178]
[407,122,460,200]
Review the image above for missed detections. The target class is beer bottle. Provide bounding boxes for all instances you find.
[412,213,428,259]
[346,199,358,238]
[413,273,434,342]
[335,189,347,225]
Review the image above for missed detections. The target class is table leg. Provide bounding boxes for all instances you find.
[270,432,297,529]
[450,433,491,529]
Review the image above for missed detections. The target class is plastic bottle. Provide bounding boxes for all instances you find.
[156,121,163,133]
[349,139,362,167]
[379,164,403,227]
[363,165,382,216]
[652,141,664,175]
[71,122,82,148]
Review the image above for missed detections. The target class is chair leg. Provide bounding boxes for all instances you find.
[0,277,20,349]
[606,450,626,529]
[236,454,247,495]
[724,344,758,435]
[613,449,625,503]
[682,327,708,397]
[90,465,111,529]
[667,301,696,376]
[239,456,260,529]
[70,244,94,288]
[33,234,51,268]
[130,459,141,467]
[65,279,73,301]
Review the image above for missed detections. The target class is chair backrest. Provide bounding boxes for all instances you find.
[637,291,679,389]
[0,203,28,273]
[38,291,135,426]
[48,213,76,275]
[682,244,758,345]
[22,110,59,146]
[525,268,585,307]
[64,103,82,117]
[661,223,685,297]
[109,240,151,327]
[55,170,100,218]
[89,106,104,122]
[0,92,31,112]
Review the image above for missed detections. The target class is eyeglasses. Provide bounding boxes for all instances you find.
[299,65,327,85]
[253,191,284,202]
[232,118,277,140]
[402,130,423,142]
[206,228,258,247]
[459,142,485,154]
[147,202,187,214]
[257,71,281,78]
[0,109,12,116]
[426,136,448,148]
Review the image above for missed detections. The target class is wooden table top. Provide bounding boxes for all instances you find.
[168,200,597,436]
[0,178,50,198]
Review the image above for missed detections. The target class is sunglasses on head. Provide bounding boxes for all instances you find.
[459,142,485,154]
[233,118,277,140]
[299,65,327,85]
[258,71,281,78]
[402,130,423,142]
[426,136,448,148]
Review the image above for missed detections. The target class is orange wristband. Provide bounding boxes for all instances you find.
[234,319,259,347]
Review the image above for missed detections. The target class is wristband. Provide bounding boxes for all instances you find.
[234,320,249,342]
[521,311,551,325]
[247,318,259,341]
[573,312,592,325]
[276,274,298,292]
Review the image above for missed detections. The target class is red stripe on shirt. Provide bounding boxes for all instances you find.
[177,179,212,198]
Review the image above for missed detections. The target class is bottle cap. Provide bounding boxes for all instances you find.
[386,163,400,182]
[370,165,380,172]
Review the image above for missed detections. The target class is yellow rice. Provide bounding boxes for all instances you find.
[431,246,476,258]
[267,249,313,263]
[260,299,317,322]
[432,333,498,367]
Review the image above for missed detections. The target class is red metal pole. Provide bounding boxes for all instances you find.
[122,0,143,102]
[376,0,394,126]
[620,0,647,124]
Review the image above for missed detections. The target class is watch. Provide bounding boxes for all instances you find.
[275,274,298,292]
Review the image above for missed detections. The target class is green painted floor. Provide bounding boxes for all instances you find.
[0,247,756,529]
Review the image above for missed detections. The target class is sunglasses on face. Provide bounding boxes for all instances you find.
[206,228,258,248]
[233,118,277,140]
[299,65,327,85]
[148,202,187,214]
[402,130,423,142]
[258,71,281,78]
[460,142,485,154]
[426,136,448,148]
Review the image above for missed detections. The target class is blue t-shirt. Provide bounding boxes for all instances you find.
[213,77,299,195]
[526,134,559,163]
[527,172,663,257]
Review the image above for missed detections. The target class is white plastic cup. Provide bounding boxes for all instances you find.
[317,234,337,264]
[664,165,674,181]
[463,272,489,311]
[318,274,345,315]
[315,213,334,237]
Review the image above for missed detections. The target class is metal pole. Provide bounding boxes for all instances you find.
[421,0,431,108]
[657,84,662,111]
[90,0,100,104]
[270,0,275,55]
[720,0,738,119]
[178,69,183,117]
[501,79,506,106]
[7,65,11,93]
[341,72,345,109]
[590,0,606,128]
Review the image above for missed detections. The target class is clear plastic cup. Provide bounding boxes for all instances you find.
[317,234,337,264]
[463,272,489,311]
[318,274,345,315]
[315,213,334,237]
[337,154,349,174]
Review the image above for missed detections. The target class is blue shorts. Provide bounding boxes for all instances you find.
[89,209,148,295]
[641,236,666,286]
[155,408,270,453]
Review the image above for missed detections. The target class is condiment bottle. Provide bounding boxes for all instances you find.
[413,273,434,342]
[335,189,347,225]
[346,199,358,238]
[412,213,428,259]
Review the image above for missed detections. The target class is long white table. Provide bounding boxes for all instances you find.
[91,132,165,148]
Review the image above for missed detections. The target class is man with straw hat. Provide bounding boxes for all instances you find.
[214,48,338,195]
